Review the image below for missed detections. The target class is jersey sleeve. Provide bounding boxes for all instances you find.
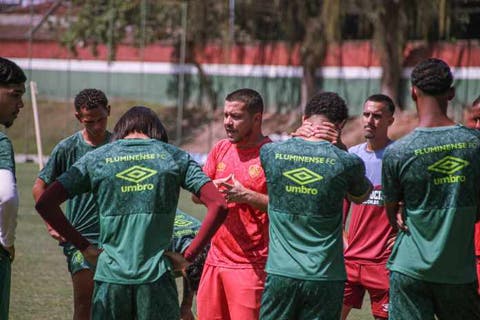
[381,146,402,203]
[0,169,18,247]
[345,154,372,199]
[38,143,66,184]
[0,134,15,173]
[182,153,211,195]
[202,142,220,178]
[57,153,93,198]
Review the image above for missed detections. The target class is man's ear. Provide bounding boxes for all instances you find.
[411,86,418,102]
[447,87,455,101]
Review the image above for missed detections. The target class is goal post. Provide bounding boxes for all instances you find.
[30,81,44,170]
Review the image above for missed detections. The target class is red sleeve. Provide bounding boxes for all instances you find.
[183,181,228,261]
[35,181,91,250]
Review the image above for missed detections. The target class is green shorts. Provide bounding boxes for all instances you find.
[0,247,11,320]
[92,272,180,320]
[389,271,480,320]
[260,274,344,320]
[63,244,94,275]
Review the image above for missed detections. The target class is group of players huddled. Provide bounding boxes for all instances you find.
[0,56,479,320]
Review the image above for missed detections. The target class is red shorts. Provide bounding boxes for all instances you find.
[197,264,266,320]
[343,260,390,318]
[476,256,480,295]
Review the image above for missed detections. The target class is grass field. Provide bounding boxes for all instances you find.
[10,162,372,319]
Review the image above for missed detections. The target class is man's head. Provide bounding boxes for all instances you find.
[0,57,26,128]
[112,106,168,142]
[303,91,348,128]
[74,88,110,138]
[362,94,395,140]
[466,96,480,130]
[223,88,263,145]
[410,58,454,105]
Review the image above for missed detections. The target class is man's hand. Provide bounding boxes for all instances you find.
[2,245,14,262]
[180,303,195,320]
[81,245,102,266]
[164,251,191,275]
[46,223,66,243]
[218,175,249,204]
[291,121,341,143]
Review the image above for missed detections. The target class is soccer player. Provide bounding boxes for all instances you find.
[341,94,397,320]
[32,88,111,320]
[169,209,208,320]
[464,95,480,294]
[382,58,480,319]
[0,57,26,320]
[259,91,372,320]
[35,106,228,319]
[195,88,270,320]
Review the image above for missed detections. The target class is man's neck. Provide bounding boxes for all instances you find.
[82,130,107,146]
[366,136,390,151]
[416,98,455,128]
[236,133,266,149]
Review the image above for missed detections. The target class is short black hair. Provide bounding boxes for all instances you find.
[472,95,480,107]
[304,91,348,123]
[411,58,453,95]
[74,88,109,112]
[0,57,26,85]
[226,88,264,114]
[112,106,168,142]
[365,94,395,114]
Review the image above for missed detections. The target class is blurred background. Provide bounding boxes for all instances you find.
[1,0,480,156]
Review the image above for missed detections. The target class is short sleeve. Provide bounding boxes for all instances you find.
[38,144,65,184]
[57,153,92,198]
[182,153,211,195]
[346,155,372,198]
[381,147,402,203]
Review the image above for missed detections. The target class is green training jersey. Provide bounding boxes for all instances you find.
[39,131,111,244]
[260,138,371,281]
[58,138,210,284]
[0,132,15,175]
[170,209,201,253]
[382,125,480,284]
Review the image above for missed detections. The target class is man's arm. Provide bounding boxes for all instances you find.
[32,178,65,242]
[0,169,18,261]
[385,201,407,232]
[35,181,100,265]
[183,182,228,261]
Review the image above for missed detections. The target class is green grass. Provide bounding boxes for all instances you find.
[11,162,372,319]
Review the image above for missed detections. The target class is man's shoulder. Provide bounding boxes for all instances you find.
[0,131,12,146]
[348,142,367,155]
[52,131,83,152]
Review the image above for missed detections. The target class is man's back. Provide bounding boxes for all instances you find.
[260,137,371,280]
[383,124,480,283]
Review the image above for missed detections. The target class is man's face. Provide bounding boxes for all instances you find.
[466,104,480,130]
[223,100,258,144]
[0,83,26,128]
[362,100,393,140]
[76,105,110,138]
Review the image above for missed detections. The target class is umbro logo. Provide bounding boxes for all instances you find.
[427,156,469,175]
[116,165,157,184]
[283,167,323,185]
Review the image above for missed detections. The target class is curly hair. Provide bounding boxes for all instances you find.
[411,58,453,95]
[74,88,108,112]
[0,57,26,85]
[226,88,264,115]
[304,91,349,123]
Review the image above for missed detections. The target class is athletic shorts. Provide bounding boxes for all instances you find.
[0,247,11,320]
[476,256,480,295]
[92,272,179,320]
[63,244,94,275]
[343,260,389,318]
[389,271,480,320]
[260,274,344,320]
[197,264,266,320]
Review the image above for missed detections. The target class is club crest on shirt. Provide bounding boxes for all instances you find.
[249,164,262,178]
[216,162,226,172]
